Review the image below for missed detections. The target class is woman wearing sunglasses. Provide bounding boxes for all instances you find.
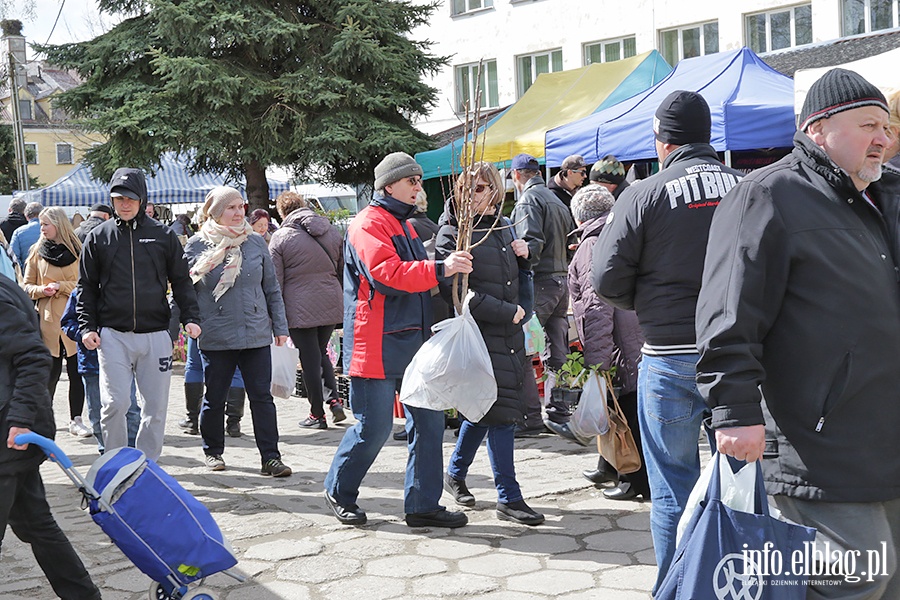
[435,161,544,525]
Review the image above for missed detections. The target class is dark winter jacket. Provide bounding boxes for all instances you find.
[61,290,98,376]
[343,194,448,379]
[78,211,200,335]
[0,276,56,476]
[436,209,528,426]
[510,176,576,276]
[696,132,900,502]
[75,215,107,243]
[0,211,27,244]
[269,207,343,329]
[185,233,289,351]
[548,176,575,208]
[592,143,743,351]
[568,216,643,395]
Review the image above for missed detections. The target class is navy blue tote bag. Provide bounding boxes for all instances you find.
[656,455,816,600]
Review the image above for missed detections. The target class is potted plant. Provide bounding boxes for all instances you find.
[550,351,594,409]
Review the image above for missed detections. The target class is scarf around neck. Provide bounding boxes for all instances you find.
[38,240,77,267]
[190,219,252,301]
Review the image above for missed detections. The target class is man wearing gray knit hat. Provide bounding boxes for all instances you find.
[324,152,474,529]
[697,68,900,597]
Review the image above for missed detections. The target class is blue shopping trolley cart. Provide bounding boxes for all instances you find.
[16,433,244,600]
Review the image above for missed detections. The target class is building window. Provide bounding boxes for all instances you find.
[659,21,719,65]
[746,4,813,53]
[24,142,37,165]
[842,0,899,35]
[516,49,563,97]
[584,37,637,65]
[18,99,32,120]
[56,143,73,165]
[452,0,492,16]
[455,60,499,113]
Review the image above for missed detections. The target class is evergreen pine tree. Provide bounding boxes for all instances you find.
[38,0,443,210]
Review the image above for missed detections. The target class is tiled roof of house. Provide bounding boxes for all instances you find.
[761,27,900,77]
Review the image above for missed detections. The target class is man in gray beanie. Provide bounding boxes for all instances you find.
[697,68,900,597]
[324,151,474,529]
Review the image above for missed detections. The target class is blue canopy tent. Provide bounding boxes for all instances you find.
[545,48,796,165]
[416,50,672,179]
[37,152,290,207]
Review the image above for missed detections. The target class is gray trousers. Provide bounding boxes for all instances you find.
[774,495,900,599]
[98,329,173,461]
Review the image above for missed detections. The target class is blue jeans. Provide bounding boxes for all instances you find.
[185,337,243,387]
[83,374,139,454]
[199,346,280,461]
[325,377,446,515]
[448,421,521,504]
[637,353,711,593]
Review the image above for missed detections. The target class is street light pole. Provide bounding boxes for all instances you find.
[7,49,28,191]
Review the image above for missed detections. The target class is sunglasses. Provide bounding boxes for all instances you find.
[570,169,587,176]
[474,183,494,194]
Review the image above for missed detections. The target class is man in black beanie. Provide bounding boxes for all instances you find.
[697,68,900,597]
[592,90,743,592]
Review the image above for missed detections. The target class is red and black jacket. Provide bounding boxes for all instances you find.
[342,195,447,379]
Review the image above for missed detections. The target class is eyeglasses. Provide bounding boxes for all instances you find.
[571,169,587,176]
[474,183,494,194]
[405,176,423,186]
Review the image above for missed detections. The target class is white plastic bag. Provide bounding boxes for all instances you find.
[400,291,497,422]
[675,454,759,546]
[569,372,609,438]
[270,342,300,399]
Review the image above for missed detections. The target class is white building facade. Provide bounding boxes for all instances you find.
[411,0,896,135]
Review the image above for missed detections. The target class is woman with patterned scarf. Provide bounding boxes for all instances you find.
[185,186,292,476]
[21,207,91,437]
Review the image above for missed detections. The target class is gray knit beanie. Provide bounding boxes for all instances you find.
[799,68,888,132]
[571,184,615,224]
[202,186,244,221]
[374,152,423,190]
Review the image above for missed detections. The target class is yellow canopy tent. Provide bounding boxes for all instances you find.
[467,50,671,167]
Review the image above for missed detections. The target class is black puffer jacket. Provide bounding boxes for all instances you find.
[435,209,528,426]
[697,132,900,502]
[0,276,56,476]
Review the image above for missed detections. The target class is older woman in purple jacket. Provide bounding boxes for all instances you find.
[269,192,345,428]
[568,184,649,501]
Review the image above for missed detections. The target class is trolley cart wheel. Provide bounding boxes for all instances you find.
[149,581,184,600]
[182,588,216,600]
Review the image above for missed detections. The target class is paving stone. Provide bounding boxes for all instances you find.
[325,536,406,559]
[459,552,542,577]
[103,570,153,592]
[583,530,653,554]
[411,573,501,597]
[598,565,657,591]
[277,554,361,583]
[365,554,449,578]
[546,550,629,571]
[226,581,311,599]
[319,575,407,600]
[615,512,652,531]
[480,593,547,600]
[416,537,492,560]
[507,570,595,595]
[500,533,581,555]
[560,590,650,600]
[243,539,323,560]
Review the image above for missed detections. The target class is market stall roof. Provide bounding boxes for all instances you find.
[36,152,290,207]
[416,50,672,178]
[545,47,796,165]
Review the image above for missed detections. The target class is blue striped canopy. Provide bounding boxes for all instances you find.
[38,152,290,207]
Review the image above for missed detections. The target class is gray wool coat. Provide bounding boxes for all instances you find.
[184,232,289,351]
[268,207,343,330]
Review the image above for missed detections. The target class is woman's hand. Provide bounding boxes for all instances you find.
[43,282,59,297]
[184,323,202,339]
[511,239,529,258]
[512,305,525,325]
[274,335,289,347]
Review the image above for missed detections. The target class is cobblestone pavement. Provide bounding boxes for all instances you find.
[0,368,666,599]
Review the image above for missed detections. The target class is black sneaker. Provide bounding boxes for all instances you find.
[405,508,468,528]
[179,418,199,436]
[514,424,545,438]
[300,415,327,429]
[443,473,475,507]
[497,500,544,526]
[260,458,292,477]
[324,490,367,525]
[329,402,347,424]
[226,420,242,438]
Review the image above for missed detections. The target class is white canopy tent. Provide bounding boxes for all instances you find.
[794,47,900,115]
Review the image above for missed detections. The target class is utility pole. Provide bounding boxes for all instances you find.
[8,49,28,191]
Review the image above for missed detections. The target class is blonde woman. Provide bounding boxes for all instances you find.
[885,89,900,167]
[21,207,91,437]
